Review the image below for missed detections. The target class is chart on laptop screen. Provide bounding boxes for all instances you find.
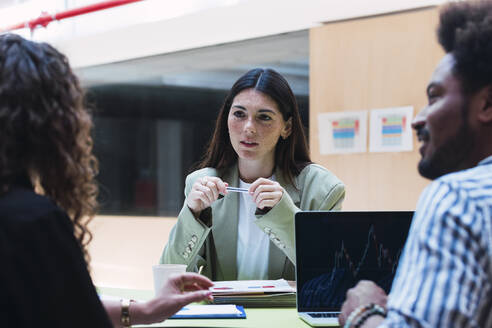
[295,211,413,311]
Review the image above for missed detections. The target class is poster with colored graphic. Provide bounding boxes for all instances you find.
[369,106,414,153]
[318,111,367,154]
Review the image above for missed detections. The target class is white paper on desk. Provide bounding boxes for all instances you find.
[98,294,121,301]
[175,304,242,315]
[210,279,295,294]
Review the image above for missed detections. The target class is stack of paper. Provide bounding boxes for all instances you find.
[210,279,296,307]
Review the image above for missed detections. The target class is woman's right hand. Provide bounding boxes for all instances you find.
[187,176,227,218]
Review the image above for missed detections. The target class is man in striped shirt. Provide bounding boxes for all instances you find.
[339,1,492,327]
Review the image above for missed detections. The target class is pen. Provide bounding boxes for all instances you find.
[198,265,204,275]
[226,186,249,193]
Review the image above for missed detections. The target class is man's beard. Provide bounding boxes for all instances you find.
[418,102,474,180]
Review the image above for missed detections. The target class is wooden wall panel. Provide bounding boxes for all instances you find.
[310,7,443,210]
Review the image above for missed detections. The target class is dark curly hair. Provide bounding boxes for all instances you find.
[438,0,492,93]
[199,68,311,187]
[0,34,98,264]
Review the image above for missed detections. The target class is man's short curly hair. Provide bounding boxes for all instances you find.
[438,0,492,93]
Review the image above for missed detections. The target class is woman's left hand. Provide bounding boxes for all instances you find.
[103,273,213,326]
[134,273,213,324]
[249,178,284,209]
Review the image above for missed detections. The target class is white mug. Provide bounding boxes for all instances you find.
[152,264,187,295]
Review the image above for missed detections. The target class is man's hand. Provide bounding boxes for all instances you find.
[339,280,388,326]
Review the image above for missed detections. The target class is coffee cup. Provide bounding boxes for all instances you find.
[152,264,187,295]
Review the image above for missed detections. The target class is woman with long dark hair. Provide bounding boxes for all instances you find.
[0,34,212,328]
[160,68,345,281]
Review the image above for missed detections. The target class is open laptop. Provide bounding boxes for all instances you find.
[295,211,414,326]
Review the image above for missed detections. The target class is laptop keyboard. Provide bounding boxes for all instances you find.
[308,312,339,318]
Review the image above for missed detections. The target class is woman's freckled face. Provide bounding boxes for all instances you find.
[227,88,289,166]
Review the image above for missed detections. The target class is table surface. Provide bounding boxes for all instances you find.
[98,286,328,328]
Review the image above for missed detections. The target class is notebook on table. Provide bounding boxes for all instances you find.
[295,211,414,327]
[210,279,296,307]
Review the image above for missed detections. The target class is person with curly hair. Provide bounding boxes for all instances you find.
[339,1,492,327]
[0,33,213,328]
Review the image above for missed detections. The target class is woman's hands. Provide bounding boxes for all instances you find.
[131,273,213,325]
[186,175,285,217]
[249,178,284,210]
[187,177,228,218]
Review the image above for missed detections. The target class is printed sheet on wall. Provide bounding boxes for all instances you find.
[369,106,414,153]
[318,110,368,155]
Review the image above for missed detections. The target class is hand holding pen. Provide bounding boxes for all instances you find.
[249,177,284,209]
[187,176,228,218]
[187,176,284,218]
[227,178,284,209]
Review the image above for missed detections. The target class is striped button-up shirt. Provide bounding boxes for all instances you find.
[380,156,492,328]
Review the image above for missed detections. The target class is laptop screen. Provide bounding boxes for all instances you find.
[295,211,413,312]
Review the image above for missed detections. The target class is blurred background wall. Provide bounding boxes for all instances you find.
[1,0,445,289]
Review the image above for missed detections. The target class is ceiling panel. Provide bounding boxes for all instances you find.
[76,30,309,95]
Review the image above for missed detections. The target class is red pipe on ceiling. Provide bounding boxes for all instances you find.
[0,0,145,33]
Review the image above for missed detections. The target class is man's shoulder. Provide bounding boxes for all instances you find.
[433,163,492,194]
[417,163,492,222]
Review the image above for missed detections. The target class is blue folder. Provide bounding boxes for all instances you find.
[169,305,246,319]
